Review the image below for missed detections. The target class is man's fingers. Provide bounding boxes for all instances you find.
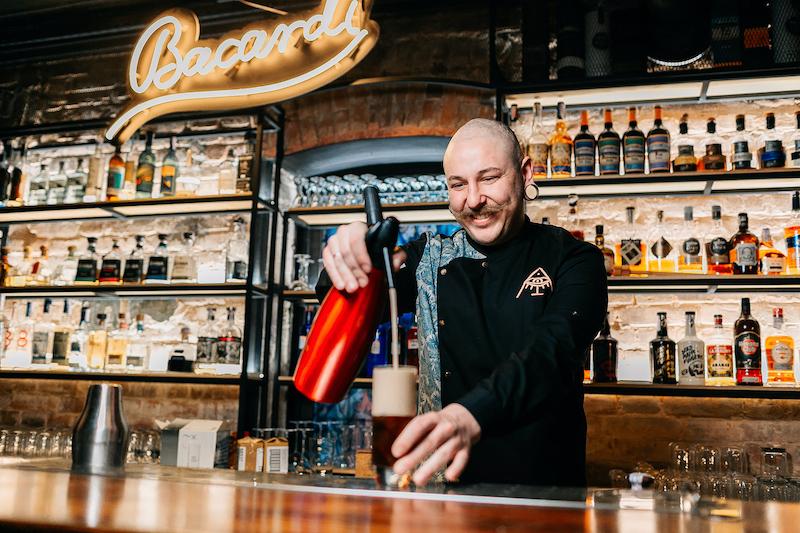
[391,249,408,272]
[391,414,438,459]
[444,448,470,482]
[348,229,373,275]
[338,238,369,288]
[393,417,456,475]
[321,245,345,291]
[411,436,460,487]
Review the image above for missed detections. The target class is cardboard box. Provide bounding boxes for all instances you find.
[236,436,264,472]
[160,419,229,470]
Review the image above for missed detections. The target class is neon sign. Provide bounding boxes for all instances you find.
[106,0,378,143]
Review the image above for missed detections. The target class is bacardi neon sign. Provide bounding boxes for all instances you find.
[106,0,379,143]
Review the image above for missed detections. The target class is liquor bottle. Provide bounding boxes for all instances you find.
[0,247,10,287]
[594,224,615,276]
[650,312,677,384]
[122,139,138,200]
[27,163,48,206]
[548,102,573,177]
[68,303,91,371]
[583,347,590,383]
[176,148,200,197]
[237,131,255,193]
[566,194,584,240]
[555,0,585,80]
[86,311,109,370]
[598,108,621,175]
[226,217,249,282]
[122,235,146,283]
[765,308,795,385]
[217,307,242,365]
[135,131,156,199]
[8,246,34,287]
[591,313,617,383]
[622,107,645,174]
[0,142,10,207]
[52,246,79,286]
[731,114,753,170]
[729,213,759,275]
[786,192,800,275]
[51,300,71,367]
[702,118,726,171]
[647,210,676,273]
[144,233,170,284]
[31,245,54,285]
[160,137,178,197]
[706,314,735,386]
[405,314,419,369]
[677,311,705,385]
[673,114,697,172]
[85,141,105,202]
[760,113,786,168]
[678,207,704,273]
[646,105,670,173]
[734,297,762,385]
[106,313,129,370]
[791,111,800,168]
[706,205,733,275]
[615,206,647,275]
[98,239,123,283]
[170,232,197,283]
[297,306,314,352]
[65,158,88,204]
[526,103,549,178]
[197,308,219,364]
[125,313,150,371]
[175,326,198,361]
[7,302,34,365]
[31,299,54,365]
[7,143,25,207]
[219,148,237,195]
[574,110,596,176]
[74,237,99,284]
[46,161,67,205]
[758,228,786,275]
[106,145,126,201]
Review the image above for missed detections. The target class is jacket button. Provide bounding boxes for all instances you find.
[438,319,445,327]
[444,371,452,379]
[440,268,447,276]
[481,261,487,268]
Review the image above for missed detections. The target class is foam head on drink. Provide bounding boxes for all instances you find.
[371,365,417,483]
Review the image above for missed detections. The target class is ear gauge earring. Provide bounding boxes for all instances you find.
[524,182,539,202]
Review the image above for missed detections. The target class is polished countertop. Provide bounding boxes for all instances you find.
[1,459,799,532]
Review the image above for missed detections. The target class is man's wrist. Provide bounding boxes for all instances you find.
[445,403,482,444]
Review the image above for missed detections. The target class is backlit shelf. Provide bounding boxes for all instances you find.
[282,290,318,302]
[607,275,800,293]
[0,283,249,299]
[278,376,372,388]
[0,369,248,385]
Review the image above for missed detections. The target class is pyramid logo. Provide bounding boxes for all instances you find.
[516,267,552,298]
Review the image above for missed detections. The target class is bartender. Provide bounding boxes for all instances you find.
[318,118,608,487]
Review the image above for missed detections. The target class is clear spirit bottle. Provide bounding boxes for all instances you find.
[792,111,800,168]
[218,148,237,194]
[98,239,124,283]
[197,308,219,364]
[615,206,647,275]
[106,145,126,201]
[170,232,198,283]
[731,114,753,170]
[85,140,105,202]
[31,245,54,285]
[122,235,146,283]
[622,107,645,174]
[765,308,795,385]
[7,302,34,366]
[74,237,100,284]
[678,206,704,273]
[27,163,49,206]
[566,194,584,240]
[31,299,54,365]
[105,313,129,371]
[646,105,670,173]
[226,217,249,282]
[650,312,677,384]
[144,234,170,284]
[706,314,735,386]
[176,148,200,197]
[65,158,88,204]
[46,161,67,205]
[217,307,242,365]
[51,300,72,367]
[548,102,572,178]
[135,131,156,199]
[160,136,178,197]
[86,311,109,370]
[526,102,549,178]
[759,228,786,275]
[52,246,79,286]
[68,303,91,371]
[125,313,150,371]
[706,205,733,275]
[647,210,676,273]
[9,246,35,287]
[677,311,705,385]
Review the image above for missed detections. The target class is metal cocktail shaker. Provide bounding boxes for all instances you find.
[71,383,129,474]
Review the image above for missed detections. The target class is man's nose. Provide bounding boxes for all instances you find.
[466,184,485,209]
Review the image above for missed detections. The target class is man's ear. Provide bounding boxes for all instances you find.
[520,156,534,187]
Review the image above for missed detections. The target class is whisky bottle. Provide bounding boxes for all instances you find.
[526,102,549,178]
[7,144,25,207]
[594,224,615,276]
[219,148,238,195]
[106,145,126,201]
[573,110,596,176]
[706,205,733,275]
[74,237,100,284]
[673,114,697,172]
[144,233,170,284]
[677,311,705,385]
[237,131,255,193]
[731,114,753,170]
[730,213,759,275]
[650,312,677,384]
[170,232,198,283]
[197,308,219,364]
[566,194,584,240]
[786,192,800,275]
[98,239,123,283]
[615,206,647,275]
[646,105,670,173]
[758,228,786,275]
[160,136,178,197]
[706,314,735,386]
[105,313,129,371]
[86,311,109,370]
[122,235,146,283]
[598,108,621,175]
[792,111,800,168]
[31,299,54,365]
[31,245,54,285]
[68,303,91,371]
[548,102,573,178]
[760,113,786,168]
[591,313,617,383]
[46,161,67,205]
[51,300,72,367]
[702,118,726,171]
[135,131,156,199]
[765,308,795,385]
[734,297,762,385]
[226,217,249,282]
[622,107,645,174]
[0,247,10,287]
[217,307,242,365]
[122,139,138,200]
[27,163,48,206]
[65,158,88,204]
[647,210,676,273]
[125,313,150,371]
[678,207,704,273]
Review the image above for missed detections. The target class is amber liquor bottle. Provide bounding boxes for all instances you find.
[729,213,759,275]
[734,297,763,386]
[592,313,618,383]
[650,312,677,384]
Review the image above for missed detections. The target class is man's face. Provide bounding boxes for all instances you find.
[444,135,527,246]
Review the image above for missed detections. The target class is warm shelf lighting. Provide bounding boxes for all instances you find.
[111,199,253,217]
[0,208,110,223]
[507,82,703,109]
[705,75,800,98]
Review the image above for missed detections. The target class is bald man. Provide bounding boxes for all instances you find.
[318,118,608,487]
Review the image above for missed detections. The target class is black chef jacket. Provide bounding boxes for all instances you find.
[316,217,608,486]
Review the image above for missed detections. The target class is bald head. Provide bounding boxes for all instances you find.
[444,118,523,169]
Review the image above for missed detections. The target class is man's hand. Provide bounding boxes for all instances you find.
[321,221,406,293]
[391,403,481,486]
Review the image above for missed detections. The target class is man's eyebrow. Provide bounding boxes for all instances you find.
[477,167,502,175]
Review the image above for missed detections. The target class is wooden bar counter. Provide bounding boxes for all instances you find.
[1,460,799,532]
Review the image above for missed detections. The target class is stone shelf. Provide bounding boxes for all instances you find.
[0,369,257,385]
[0,283,248,299]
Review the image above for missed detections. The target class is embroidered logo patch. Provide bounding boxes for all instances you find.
[516,267,552,298]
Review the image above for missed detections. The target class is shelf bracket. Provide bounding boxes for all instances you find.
[703,180,714,195]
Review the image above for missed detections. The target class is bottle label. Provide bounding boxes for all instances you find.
[229,260,248,280]
[107,351,123,366]
[707,344,733,377]
[197,336,217,363]
[705,143,723,157]
[651,237,673,259]
[651,343,676,382]
[107,166,125,192]
[298,335,307,350]
[732,141,752,165]
[762,141,786,167]
[550,142,572,174]
[707,238,730,264]
[145,257,169,280]
[160,166,177,194]
[75,259,97,282]
[682,238,702,264]
[574,139,595,175]
[123,259,144,283]
[171,257,193,280]
[99,259,122,282]
[761,256,786,274]
[679,343,704,377]
[52,332,70,362]
[677,145,695,157]
[237,156,253,192]
[602,250,614,275]
[703,144,726,169]
[734,242,758,267]
[136,163,155,193]
[31,332,49,363]
[620,239,643,266]
[407,337,419,350]
[735,332,761,369]
[647,133,670,171]
[786,233,800,250]
[126,354,145,368]
[528,143,549,175]
[623,136,645,172]
[598,138,621,173]
[768,341,793,371]
[218,337,242,364]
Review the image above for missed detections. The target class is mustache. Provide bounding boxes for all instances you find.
[450,202,506,218]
